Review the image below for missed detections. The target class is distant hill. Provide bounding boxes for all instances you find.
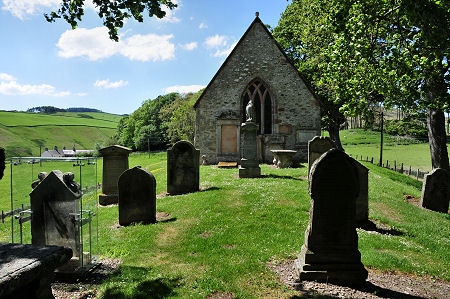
[26,106,104,113]
[0,111,122,157]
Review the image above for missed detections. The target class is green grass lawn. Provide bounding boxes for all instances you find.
[0,111,121,157]
[0,146,449,297]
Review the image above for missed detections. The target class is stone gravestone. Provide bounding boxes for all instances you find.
[308,136,335,174]
[99,145,132,205]
[167,141,200,195]
[118,166,156,226]
[30,170,82,259]
[296,149,368,285]
[0,147,5,180]
[420,168,449,213]
[353,160,369,224]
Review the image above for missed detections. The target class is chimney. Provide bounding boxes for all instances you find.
[45,148,48,151]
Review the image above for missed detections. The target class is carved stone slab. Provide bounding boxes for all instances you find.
[167,141,200,195]
[421,168,449,213]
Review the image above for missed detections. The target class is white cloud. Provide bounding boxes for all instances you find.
[180,42,197,51]
[0,80,71,97]
[94,79,128,89]
[204,34,228,49]
[199,22,208,29]
[1,0,60,19]
[0,73,16,81]
[56,27,175,62]
[164,85,205,94]
[213,41,237,57]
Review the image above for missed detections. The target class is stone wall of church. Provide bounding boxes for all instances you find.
[195,20,321,164]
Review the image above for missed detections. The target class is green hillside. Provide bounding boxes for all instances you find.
[0,111,122,157]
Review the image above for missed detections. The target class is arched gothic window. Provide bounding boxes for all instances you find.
[242,79,272,134]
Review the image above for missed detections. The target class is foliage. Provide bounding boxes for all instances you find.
[160,90,202,144]
[117,93,179,150]
[27,106,66,114]
[45,0,177,41]
[384,119,427,139]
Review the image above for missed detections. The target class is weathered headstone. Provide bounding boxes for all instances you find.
[420,168,449,213]
[118,166,156,226]
[239,120,261,178]
[0,147,5,180]
[99,145,132,205]
[308,136,335,174]
[296,149,368,285]
[353,160,369,224]
[167,141,200,195]
[30,170,82,258]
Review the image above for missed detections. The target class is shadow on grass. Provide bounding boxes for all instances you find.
[199,186,221,192]
[357,220,404,236]
[157,217,177,224]
[261,174,304,181]
[101,266,182,299]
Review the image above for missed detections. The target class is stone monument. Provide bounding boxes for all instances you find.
[352,159,369,224]
[239,100,261,178]
[30,170,82,258]
[118,166,156,225]
[296,149,368,285]
[420,168,449,213]
[167,141,200,195]
[308,136,335,174]
[0,147,4,180]
[99,145,132,205]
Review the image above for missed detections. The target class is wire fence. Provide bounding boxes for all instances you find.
[348,154,428,181]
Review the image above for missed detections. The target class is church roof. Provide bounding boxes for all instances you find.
[194,15,321,109]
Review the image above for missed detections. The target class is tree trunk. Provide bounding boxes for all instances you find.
[427,108,449,171]
[328,120,344,151]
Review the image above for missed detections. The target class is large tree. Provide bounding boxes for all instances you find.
[46,0,177,41]
[275,0,449,170]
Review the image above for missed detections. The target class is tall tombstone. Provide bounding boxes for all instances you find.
[167,141,200,195]
[0,147,5,180]
[239,122,261,178]
[99,145,132,205]
[308,136,335,174]
[30,170,82,258]
[420,168,449,213]
[118,166,156,226]
[353,160,369,224]
[296,149,368,285]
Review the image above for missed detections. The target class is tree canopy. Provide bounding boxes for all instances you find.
[46,0,177,41]
[274,0,449,170]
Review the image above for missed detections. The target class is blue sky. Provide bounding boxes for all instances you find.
[0,0,290,115]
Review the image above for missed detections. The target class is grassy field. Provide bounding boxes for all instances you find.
[2,151,448,297]
[0,111,121,157]
[339,129,450,172]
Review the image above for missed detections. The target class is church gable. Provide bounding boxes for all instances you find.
[194,15,321,165]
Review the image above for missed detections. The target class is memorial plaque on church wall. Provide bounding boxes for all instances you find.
[167,141,200,195]
[420,168,449,213]
[221,124,238,153]
[99,145,132,205]
[119,166,156,226]
[30,170,82,257]
[295,149,367,285]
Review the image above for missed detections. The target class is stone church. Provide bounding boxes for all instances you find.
[194,14,321,164]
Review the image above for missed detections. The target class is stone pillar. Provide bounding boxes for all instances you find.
[0,147,5,180]
[420,168,449,213]
[295,149,368,285]
[99,145,132,205]
[119,166,156,226]
[239,122,261,178]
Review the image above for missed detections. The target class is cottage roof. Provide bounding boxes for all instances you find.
[193,15,321,109]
